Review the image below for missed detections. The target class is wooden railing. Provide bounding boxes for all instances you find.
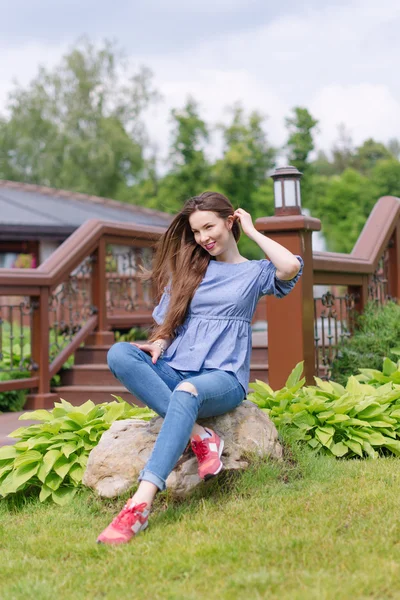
[0,220,164,405]
[255,195,400,388]
[0,195,399,402]
[312,196,400,376]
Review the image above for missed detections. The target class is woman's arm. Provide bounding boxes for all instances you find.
[248,230,301,280]
[234,208,301,280]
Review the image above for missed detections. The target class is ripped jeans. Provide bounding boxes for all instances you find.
[107,342,245,491]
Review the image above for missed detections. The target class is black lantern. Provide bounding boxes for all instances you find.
[271,166,302,216]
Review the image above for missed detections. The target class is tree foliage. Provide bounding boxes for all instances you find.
[156,98,211,212]
[351,138,393,174]
[0,38,399,257]
[212,104,276,258]
[0,38,158,199]
[213,104,275,210]
[285,107,318,176]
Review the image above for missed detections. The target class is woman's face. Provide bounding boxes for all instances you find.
[188,210,233,255]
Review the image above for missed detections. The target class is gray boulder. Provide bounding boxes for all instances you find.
[83,400,282,498]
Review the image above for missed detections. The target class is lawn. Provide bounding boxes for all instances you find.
[1,438,400,600]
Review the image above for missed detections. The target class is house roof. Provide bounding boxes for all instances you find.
[0,180,173,240]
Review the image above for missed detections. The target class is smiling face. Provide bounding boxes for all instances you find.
[188,210,234,255]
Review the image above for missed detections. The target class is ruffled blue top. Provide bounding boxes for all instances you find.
[152,256,304,394]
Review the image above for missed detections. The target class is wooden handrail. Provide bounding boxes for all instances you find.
[49,315,98,378]
[313,196,400,277]
[0,220,164,288]
[0,376,40,393]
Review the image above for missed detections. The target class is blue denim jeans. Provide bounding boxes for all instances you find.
[107,342,246,491]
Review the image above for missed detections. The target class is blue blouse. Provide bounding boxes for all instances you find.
[152,256,304,394]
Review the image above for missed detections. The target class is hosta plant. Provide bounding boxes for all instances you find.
[0,397,155,504]
[248,357,400,459]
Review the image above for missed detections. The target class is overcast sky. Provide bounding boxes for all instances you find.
[1,0,400,163]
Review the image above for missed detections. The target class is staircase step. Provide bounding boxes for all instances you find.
[61,364,117,386]
[52,386,143,406]
[76,340,268,365]
[86,332,115,345]
[250,347,268,363]
[75,345,111,364]
[249,364,269,386]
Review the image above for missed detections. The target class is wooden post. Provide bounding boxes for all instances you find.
[388,223,400,301]
[348,275,369,334]
[90,237,113,345]
[255,214,321,389]
[25,287,57,409]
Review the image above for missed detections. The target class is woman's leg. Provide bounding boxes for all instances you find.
[97,368,245,544]
[138,369,245,493]
[107,342,183,417]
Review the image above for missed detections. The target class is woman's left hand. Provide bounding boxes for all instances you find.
[233,208,257,238]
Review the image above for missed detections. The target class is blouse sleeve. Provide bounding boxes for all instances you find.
[152,282,171,325]
[257,256,304,298]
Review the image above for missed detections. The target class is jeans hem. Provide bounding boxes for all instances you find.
[138,468,166,491]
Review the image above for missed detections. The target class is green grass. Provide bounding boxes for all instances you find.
[1,438,400,600]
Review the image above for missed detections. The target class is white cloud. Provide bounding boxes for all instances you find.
[138,0,400,157]
[311,84,400,151]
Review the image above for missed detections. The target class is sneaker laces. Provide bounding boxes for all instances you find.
[191,439,209,462]
[111,502,148,529]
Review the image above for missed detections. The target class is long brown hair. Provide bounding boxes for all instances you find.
[143,191,241,343]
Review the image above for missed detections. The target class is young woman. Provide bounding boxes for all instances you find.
[97,191,303,545]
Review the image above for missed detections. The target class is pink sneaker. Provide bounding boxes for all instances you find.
[97,501,149,545]
[191,428,224,480]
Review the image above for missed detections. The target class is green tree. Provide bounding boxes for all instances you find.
[371,158,400,198]
[154,98,211,212]
[285,107,318,179]
[0,38,158,199]
[314,169,379,253]
[331,123,355,174]
[213,104,275,209]
[351,138,392,174]
[212,104,276,258]
[312,150,338,177]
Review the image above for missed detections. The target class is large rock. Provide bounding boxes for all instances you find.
[83,400,283,498]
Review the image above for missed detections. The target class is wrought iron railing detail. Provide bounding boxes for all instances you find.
[314,290,358,378]
[0,298,37,373]
[368,245,391,303]
[48,256,95,360]
[106,245,154,315]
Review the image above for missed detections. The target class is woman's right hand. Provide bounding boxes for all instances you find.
[130,342,162,364]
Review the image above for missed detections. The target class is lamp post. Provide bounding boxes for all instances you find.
[271,166,302,216]
[255,166,321,389]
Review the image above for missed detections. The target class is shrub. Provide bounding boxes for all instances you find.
[114,327,149,343]
[331,301,400,385]
[0,329,76,412]
[0,371,30,412]
[248,358,400,459]
[0,397,155,504]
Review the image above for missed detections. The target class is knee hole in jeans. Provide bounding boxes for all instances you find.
[176,382,198,397]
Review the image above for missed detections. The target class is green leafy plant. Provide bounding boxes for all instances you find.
[248,358,400,459]
[331,301,400,385]
[0,396,155,504]
[0,325,77,411]
[0,371,30,412]
[114,327,149,343]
